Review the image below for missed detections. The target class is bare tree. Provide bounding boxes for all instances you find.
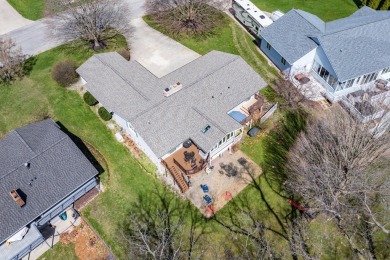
[124,186,209,260]
[272,78,321,109]
[48,0,130,50]
[0,38,26,84]
[285,106,390,259]
[145,0,226,35]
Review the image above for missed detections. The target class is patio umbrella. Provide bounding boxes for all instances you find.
[223,191,233,201]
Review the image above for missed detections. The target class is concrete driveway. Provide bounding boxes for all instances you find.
[0,0,34,35]
[2,0,200,77]
[129,18,200,78]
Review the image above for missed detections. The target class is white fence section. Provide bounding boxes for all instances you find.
[260,103,278,123]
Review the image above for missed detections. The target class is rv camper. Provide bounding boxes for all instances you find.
[232,0,273,36]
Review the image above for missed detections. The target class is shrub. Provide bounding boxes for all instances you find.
[83,91,98,106]
[52,60,78,87]
[117,48,131,60]
[98,106,112,121]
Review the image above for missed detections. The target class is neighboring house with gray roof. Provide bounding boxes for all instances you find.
[0,120,99,260]
[259,6,390,101]
[77,51,267,192]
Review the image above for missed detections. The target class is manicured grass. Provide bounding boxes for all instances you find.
[37,243,78,260]
[7,0,45,20]
[0,35,164,258]
[252,0,358,21]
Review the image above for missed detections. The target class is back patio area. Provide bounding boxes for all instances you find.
[184,150,262,216]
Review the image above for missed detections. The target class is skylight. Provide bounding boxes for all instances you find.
[202,125,211,133]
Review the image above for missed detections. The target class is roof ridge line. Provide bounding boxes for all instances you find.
[13,130,34,153]
[191,107,226,134]
[183,56,241,90]
[131,99,168,120]
[132,53,240,120]
[323,14,390,36]
[293,9,324,31]
[0,135,68,180]
[95,55,150,101]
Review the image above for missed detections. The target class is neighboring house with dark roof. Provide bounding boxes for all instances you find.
[259,6,390,101]
[77,51,267,192]
[0,120,99,260]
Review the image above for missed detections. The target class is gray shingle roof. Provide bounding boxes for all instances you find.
[319,10,390,81]
[0,120,98,243]
[259,9,322,64]
[77,51,267,157]
[259,7,390,82]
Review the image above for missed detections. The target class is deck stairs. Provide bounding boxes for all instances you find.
[168,165,189,193]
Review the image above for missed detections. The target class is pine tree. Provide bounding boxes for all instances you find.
[369,0,382,9]
[380,0,390,9]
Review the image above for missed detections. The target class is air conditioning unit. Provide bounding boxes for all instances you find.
[164,82,183,97]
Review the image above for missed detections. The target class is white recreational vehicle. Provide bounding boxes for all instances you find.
[232,0,273,36]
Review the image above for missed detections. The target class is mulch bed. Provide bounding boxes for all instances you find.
[60,221,109,260]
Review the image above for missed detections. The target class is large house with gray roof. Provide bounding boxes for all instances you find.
[77,51,267,192]
[0,120,99,260]
[259,6,390,101]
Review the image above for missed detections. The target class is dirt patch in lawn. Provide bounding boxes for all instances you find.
[60,221,109,260]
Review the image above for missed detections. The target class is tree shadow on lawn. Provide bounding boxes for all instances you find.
[212,108,308,258]
[120,184,212,259]
[260,108,307,196]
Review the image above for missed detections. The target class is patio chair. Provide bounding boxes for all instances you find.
[203,195,212,204]
[200,184,209,193]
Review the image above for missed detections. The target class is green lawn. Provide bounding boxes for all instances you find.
[37,243,78,260]
[0,35,168,258]
[252,0,359,21]
[7,0,45,20]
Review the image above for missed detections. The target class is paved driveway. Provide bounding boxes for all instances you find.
[2,0,200,77]
[0,0,33,35]
[129,18,200,78]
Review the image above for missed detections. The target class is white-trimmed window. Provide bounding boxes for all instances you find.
[382,67,390,74]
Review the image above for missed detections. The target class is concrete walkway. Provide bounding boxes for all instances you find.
[0,0,34,35]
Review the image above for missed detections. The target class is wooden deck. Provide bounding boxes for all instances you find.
[163,143,206,175]
[163,143,208,193]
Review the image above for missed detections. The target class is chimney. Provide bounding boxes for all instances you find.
[10,189,25,207]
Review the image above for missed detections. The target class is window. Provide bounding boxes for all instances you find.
[345,79,354,88]
[382,67,390,74]
[266,43,271,50]
[281,57,286,65]
[312,60,338,90]
[361,72,379,85]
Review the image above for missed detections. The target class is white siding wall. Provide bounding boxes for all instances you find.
[112,113,165,173]
[291,48,317,75]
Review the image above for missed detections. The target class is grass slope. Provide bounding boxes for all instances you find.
[252,0,359,21]
[37,243,78,260]
[7,0,45,20]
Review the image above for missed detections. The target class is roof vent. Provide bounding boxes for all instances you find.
[260,15,265,19]
[202,125,211,134]
[24,162,30,168]
[164,82,183,97]
[10,189,25,207]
